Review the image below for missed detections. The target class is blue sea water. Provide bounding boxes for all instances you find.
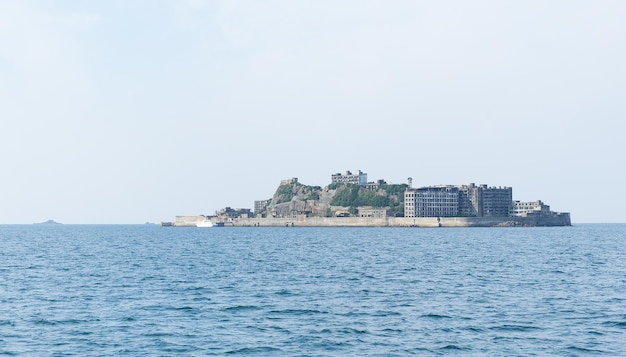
[0,224,624,356]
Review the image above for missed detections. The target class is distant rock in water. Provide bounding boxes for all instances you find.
[37,220,61,225]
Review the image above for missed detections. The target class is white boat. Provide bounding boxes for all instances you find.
[196,219,214,228]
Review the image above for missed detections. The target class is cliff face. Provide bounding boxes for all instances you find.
[267,181,335,217]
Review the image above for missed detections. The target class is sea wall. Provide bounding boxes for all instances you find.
[173,213,571,227]
[231,213,571,227]
[233,216,394,227]
[175,215,205,226]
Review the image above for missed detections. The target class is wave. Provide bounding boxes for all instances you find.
[602,320,626,328]
[439,344,471,351]
[566,346,608,354]
[268,309,328,316]
[225,346,282,354]
[490,324,542,332]
[420,313,452,319]
[223,305,262,312]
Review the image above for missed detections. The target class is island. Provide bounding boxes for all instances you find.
[37,220,62,225]
[170,170,571,227]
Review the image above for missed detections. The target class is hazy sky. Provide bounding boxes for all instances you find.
[1,0,625,224]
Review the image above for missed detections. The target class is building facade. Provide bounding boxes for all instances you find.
[216,207,252,219]
[364,179,386,191]
[404,186,459,217]
[404,190,416,218]
[405,183,513,218]
[482,186,512,217]
[512,200,550,217]
[456,183,483,217]
[331,170,368,186]
[254,200,270,215]
[358,208,388,218]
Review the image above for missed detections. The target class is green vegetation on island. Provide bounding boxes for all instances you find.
[257,179,407,218]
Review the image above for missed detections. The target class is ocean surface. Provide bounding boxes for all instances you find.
[1,224,624,356]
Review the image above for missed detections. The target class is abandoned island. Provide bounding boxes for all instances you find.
[167,170,571,227]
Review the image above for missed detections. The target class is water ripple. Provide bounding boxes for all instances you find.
[0,224,624,356]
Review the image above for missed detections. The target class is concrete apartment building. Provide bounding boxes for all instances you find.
[405,183,513,218]
[482,186,513,217]
[254,199,270,215]
[331,170,368,186]
[511,200,551,217]
[405,186,460,218]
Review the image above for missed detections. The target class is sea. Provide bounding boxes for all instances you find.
[0,224,624,356]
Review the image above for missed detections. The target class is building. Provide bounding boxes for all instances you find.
[358,208,387,218]
[364,179,386,191]
[216,207,252,220]
[404,183,512,218]
[331,170,368,186]
[482,186,512,217]
[404,186,459,217]
[425,184,482,217]
[456,183,483,217]
[404,189,416,218]
[254,200,270,215]
[452,183,512,217]
[512,200,551,217]
[280,177,298,185]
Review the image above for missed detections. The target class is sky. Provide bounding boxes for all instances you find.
[1,0,625,224]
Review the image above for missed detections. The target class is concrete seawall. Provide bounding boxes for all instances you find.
[229,213,571,227]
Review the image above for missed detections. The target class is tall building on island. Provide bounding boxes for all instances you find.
[405,186,460,218]
[482,186,513,217]
[405,183,512,218]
